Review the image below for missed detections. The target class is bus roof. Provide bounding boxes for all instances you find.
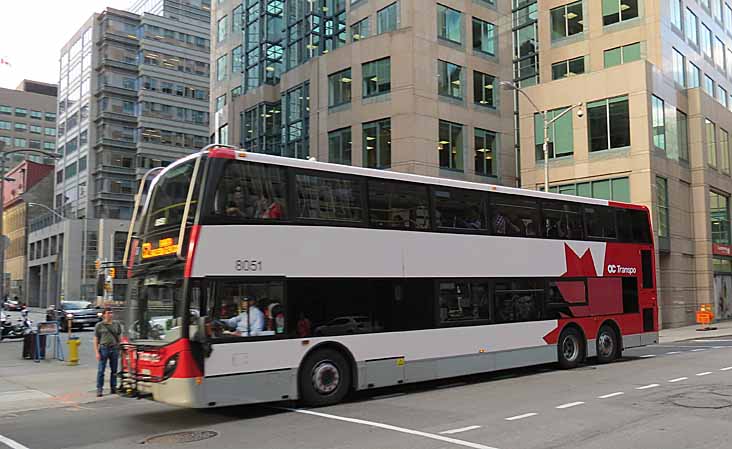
[152,145,648,213]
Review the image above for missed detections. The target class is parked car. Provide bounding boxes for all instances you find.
[313,316,382,336]
[46,301,103,331]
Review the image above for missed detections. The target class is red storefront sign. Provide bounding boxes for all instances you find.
[713,243,732,256]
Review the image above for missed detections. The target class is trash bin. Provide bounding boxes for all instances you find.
[22,333,33,359]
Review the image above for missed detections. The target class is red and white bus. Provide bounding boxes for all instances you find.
[119,145,658,408]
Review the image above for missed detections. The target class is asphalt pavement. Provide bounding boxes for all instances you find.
[1,336,731,449]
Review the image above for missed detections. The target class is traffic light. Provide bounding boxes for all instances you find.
[95,259,101,271]
[109,267,116,279]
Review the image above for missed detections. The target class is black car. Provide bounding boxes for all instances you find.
[46,301,103,331]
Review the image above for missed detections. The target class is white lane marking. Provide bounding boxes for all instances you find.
[690,349,707,352]
[713,346,726,349]
[505,413,538,421]
[639,354,656,358]
[0,434,31,449]
[290,408,500,449]
[696,372,712,376]
[440,426,482,435]
[665,351,681,355]
[598,392,624,399]
[555,401,585,409]
[668,377,688,383]
[636,384,660,390]
[692,339,732,342]
[721,367,732,371]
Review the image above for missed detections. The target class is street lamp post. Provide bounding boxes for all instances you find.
[500,81,583,192]
[0,145,61,302]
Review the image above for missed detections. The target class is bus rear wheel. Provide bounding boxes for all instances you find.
[596,325,619,363]
[558,327,584,369]
[299,348,351,407]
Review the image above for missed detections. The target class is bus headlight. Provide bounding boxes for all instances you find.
[162,354,179,380]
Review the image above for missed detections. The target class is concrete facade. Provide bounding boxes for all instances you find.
[516,0,732,327]
[211,0,516,185]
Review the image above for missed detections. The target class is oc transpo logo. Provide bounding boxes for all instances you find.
[607,264,637,275]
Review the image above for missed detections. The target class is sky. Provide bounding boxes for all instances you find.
[0,0,132,90]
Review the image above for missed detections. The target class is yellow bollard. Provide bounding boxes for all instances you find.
[67,337,80,365]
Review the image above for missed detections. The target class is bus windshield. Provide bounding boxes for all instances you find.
[145,159,199,233]
[125,266,187,342]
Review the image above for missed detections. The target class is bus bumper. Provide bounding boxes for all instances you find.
[135,377,205,408]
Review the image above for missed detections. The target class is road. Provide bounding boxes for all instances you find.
[1,337,731,449]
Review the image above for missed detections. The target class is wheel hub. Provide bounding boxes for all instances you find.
[563,335,579,361]
[312,360,340,395]
[598,332,614,357]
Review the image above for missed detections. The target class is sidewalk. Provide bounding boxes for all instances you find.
[0,331,107,416]
[659,319,732,343]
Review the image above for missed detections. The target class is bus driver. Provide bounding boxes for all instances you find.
[217,296,265,337]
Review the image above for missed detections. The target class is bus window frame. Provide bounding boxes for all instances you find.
[583,205,619,242]
[366,177,434,232]
[434,278,494,328]
[290,167,369,228]
[429,186,492,236]
[202,275,291,344]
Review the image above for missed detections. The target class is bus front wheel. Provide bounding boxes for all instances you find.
[558,327,585,369]
[299,348,352,407]
[596,324,619,363]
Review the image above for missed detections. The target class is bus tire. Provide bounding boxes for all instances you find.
[558,327,584,369]
[299,348,352,407]
[596,324,619,363]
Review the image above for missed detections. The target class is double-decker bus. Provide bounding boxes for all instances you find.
[119,144,658,408]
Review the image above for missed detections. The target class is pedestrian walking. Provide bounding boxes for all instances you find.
[93,308,122,397]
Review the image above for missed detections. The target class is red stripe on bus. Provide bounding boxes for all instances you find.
[184,225,201,278]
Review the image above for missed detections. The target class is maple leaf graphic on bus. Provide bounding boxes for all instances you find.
[562,243,597,277]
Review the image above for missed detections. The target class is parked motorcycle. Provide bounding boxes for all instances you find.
[0,311,33,341]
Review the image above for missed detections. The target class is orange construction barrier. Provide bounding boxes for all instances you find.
[696,303,717,331]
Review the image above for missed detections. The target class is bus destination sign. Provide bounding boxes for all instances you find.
[141,237,179,259]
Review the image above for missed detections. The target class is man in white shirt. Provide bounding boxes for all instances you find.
[221,296,265,336]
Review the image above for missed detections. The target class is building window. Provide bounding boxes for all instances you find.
[217,55,228,81]
[656,177,669,238]
[670,0,682,29]
[678,110,689,161]
[715,0,724,21]
[363,118,391,169]
[217,15,228,42]
[14,122,26,132]
[535,107,574,159]
[328,69,352,107]
[704,75,715,96]
[603,42,641,67]
[546,177,630,202]
[377,2,399,34]
[688,62,701,88]
[362,57,391,98]
[707,118,718,168]
[29,124,42,134]
[439,120,463,170]
[328,127,352,165]
[722,128,730,174]
[351,18,369,41]
[711,190,730,244]
[726,4,732,31]
[232,86,242,98]
[651,95,666,151]
[219,124,229,145]
[603,0,638,26]
[473,71,496,107]
[43,141,54,151]
[0,105,11,115]
[474,128,496,177]
[672,48,685,86]
[0,120,9,130]
[30,110,42,120]
[438,60,463,99]
[550,1,583,41]
[437,4,462,44]
[44,127,56,136]
[79,156,87,173]
[472,17,495,55]
[215,94,226,112]
[233,4,243,30]
[686,9,698,45]
[715,37,726,69]
[719,86,729,108]
[587,95,630,152]
[28,139,41,149]
[14,108,27,117]
[702,24,713,57]
[232,46,242,73]
[551,56,585,79]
